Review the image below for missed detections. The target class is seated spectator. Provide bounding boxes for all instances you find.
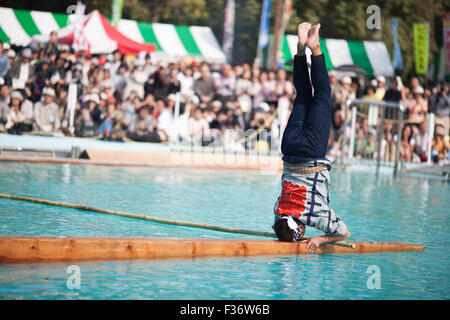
[75,107,96,137]
[0,42,10,78]
[214,64,235,104]
[363,130,376,159]
[127,105,160,143]
[354,128,367,158]
[34,87,60,133]
[399,125,414,162]
[7,48,35,90]
[412,121,429,162]
[5,91,26,134]
[431,125,450,163]
[156,99,173,142]
[187,107,211,145]
[0,84,10,132]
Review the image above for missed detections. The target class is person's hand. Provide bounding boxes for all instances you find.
[301,237,323,254]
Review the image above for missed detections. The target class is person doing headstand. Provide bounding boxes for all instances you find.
[273,23,350,253]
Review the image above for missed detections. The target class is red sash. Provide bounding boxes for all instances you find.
[275,180,307,219]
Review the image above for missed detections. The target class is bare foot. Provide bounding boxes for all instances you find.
[296,22,311,56]
[306,24,321,56]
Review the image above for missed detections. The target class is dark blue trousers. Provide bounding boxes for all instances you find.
[281,54,331,163]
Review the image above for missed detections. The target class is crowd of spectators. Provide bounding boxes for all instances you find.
[327,72,450,163]
[0,38,448,163]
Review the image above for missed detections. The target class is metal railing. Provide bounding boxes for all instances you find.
[340,99,404,175]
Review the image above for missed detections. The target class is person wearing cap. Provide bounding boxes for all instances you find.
[33,87,60,133]
[6,48,35,90]
[273,22,350,253]
[0,42,10,78]
[5,91,26,134]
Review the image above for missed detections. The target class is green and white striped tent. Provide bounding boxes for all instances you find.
[274,34,394,77]
[0,7,226,63]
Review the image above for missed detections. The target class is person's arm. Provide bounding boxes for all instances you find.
[301,229,351,254]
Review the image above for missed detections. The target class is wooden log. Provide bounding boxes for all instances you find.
[0,236,425,263]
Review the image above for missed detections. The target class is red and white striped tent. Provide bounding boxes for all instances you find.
[38,10,156,55]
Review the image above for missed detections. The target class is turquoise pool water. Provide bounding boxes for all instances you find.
[0,162,448,299]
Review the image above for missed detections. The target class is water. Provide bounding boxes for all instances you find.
[0,162,448,299]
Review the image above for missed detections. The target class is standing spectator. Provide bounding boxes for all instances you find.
[275,68,294,101]
[374,76,386,101]
[214,64,235,104]
[0,42,10,78]
[178,67,194,101]
[235,69,253,121]
[252,71,268,111]
[194,64,215,107]
[45,31,60,56]
[429,84,449,135]
[107,50,123,77]
[383,77,402,102]
[34,87,60,133]
[408,86,428,125]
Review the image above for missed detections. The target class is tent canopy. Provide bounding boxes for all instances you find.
[55,10,156,55]
[277,34,395,77]
[0,6,225,62]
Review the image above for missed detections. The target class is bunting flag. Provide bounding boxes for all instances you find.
[413,23,429,75]
[257,0,271,50]
[222,0,235,63]
[276,0,292,67]
[272,34,394,76]
[443,13,450,76]
[111,0,124,28]
[390,18,403,70]
[427,47,450,81]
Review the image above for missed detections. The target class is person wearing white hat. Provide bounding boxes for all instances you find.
[374,75,386,101]
[0,42,10,78]
[33,87,60,133]
[6,47,35,90]
[408,85,427,124]
[5,90,26,134]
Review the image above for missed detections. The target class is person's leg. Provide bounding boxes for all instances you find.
[282,24,331,159]
[281,23,313,153]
